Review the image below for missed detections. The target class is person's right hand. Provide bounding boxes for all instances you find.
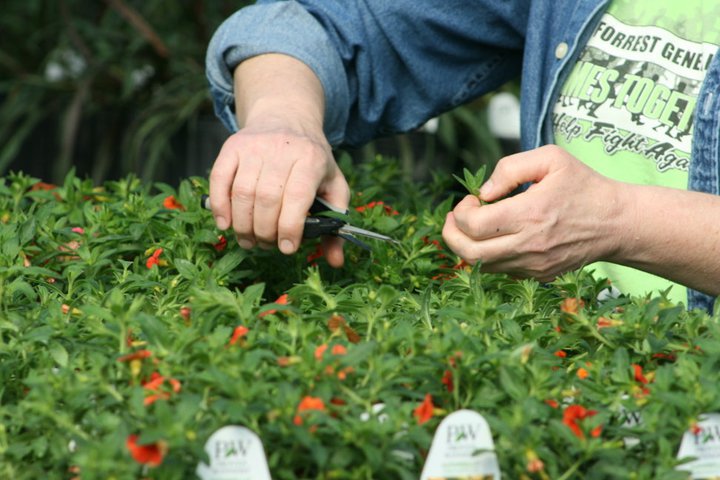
[207,53,350,267]
[208,121,350,268]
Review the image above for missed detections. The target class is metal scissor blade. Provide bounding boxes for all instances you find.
[338,224,400,244]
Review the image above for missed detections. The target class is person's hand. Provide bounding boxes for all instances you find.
[442,145,625,282]
[208,122,350,267]
[207,53,350,267]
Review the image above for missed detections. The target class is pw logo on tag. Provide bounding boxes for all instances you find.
[420,409,501,480]
[196,425,271,480]
[677,413,720,479]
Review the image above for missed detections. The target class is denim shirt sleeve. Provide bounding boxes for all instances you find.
[206,0,528,147]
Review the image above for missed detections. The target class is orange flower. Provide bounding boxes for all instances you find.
[314,344,328,360]
[336,366,354,380]
[327,314,361,344]
[563,405,601,439]
[163,195,185,210]
[597,317,623,329]
[258,293,289,318]
[213,235,227,252]
[146,248,163,269]
[117,350,152,362]
[142,372,181,406]
[228,326,249,346]
[126,434,166,466]
[414,394,435,425]
[526,450,545,473]
[180,306,191,322]
[331,344,347,356]
[632,364,649,384]
[545,399,559,409]
[560,297,585,314]
[441,370,454,392]
[554,350,567,358]
[30,181,62,201]
[577,367,589,379]
[293,396,326,426]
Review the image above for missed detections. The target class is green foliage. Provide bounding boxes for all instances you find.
[452,165,488,197]
[0,156,718,479]
[0,0,251,183]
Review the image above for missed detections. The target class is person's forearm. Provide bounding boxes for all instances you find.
[233,53,325,135]
[609,184,720,296]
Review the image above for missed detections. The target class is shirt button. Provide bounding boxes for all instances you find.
[555,42,569,59]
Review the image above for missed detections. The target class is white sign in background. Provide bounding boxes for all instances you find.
[420,409,501,480]
[196,425,272,480]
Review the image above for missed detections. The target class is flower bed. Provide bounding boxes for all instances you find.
[1,156,719,479]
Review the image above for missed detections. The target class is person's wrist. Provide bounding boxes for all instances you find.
[599,179,639,265]
[243,99,324,137]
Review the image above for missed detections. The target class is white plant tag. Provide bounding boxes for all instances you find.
[420,409,501,480]
[196,425,271,480]
[677,413,720,479]
[617,396,643,448]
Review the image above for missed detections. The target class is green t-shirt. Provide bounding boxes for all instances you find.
[553,0,720,305]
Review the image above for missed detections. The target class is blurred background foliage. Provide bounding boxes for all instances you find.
[0,0,520,187]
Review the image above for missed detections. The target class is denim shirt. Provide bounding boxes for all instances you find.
[206,0,720,313]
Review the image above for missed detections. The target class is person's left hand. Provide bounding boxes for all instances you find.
[442,145,626,282]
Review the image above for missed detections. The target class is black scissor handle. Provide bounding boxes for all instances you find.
[302,216,346,238]
[200,195,346,239]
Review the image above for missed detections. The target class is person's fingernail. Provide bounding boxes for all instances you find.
[279,239,294,254]
[479,179,494,198]
[215,216,228,230]
[237,239,253,249]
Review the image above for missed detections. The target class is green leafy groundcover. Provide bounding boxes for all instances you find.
[1,155,719,480]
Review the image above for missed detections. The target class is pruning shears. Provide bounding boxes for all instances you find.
[200,195,399,251]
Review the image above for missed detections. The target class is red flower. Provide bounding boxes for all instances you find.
[180,306,191,322]
[163,195,185,210]
[652,352,677,362]
[213,235,227,252]
[306,244,324,264]
[554,350,567,358]
[448,351,462,368]
[577,367,589,379]
[126,434,166,466]
[293,396,326,426]
[545,399,559,409]
[563,405,601,439]
[228,326,249,346]
[441,370,454,392]
[146,248,163,269]
[71,227,85,234]
[414,394,435,425]
[355,200,399,215]
[117,350,152,362]
[258,293,289,318]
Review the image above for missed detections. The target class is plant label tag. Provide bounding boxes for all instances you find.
[677,413,720,478]
[420,409,501,480]
[196,425,271,480]
[617,397,643,448]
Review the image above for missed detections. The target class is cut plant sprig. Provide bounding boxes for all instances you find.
[453,165,488,204]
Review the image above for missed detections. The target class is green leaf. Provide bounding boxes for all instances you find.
[48,342,69,368]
